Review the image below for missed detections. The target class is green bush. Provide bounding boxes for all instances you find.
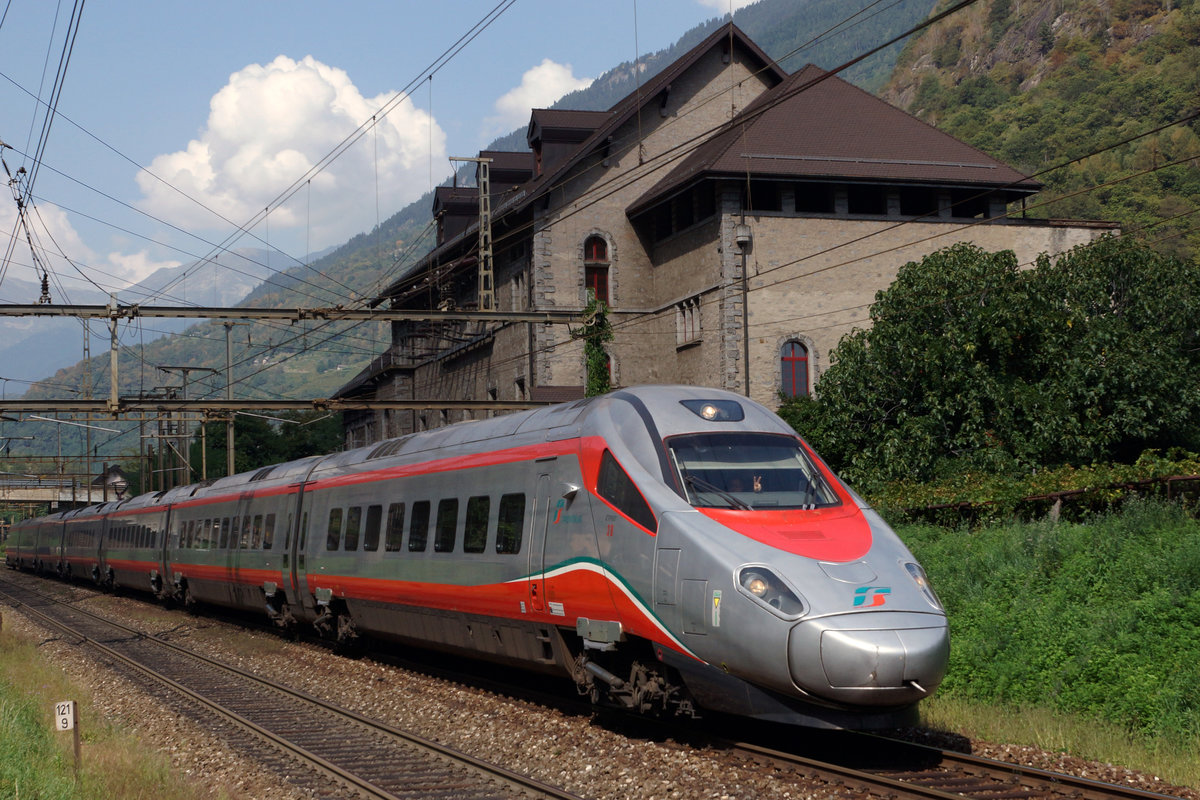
[902,500,1200,742]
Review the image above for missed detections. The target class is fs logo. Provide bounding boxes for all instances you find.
[853,586,891,607]
[551,498,567,524]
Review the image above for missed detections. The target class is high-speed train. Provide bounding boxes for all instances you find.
[6,385,948,728]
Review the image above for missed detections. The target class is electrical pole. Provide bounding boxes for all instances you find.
[158,365,218,487]
[225,322,235,477]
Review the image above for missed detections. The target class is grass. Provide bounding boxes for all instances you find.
[918,696,1200,789]
[0,621,225,800]
[898,498,1200,789]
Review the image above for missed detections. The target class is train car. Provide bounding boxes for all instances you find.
[163,458,316,614]
[102,491,171,595]
[6,515,38,570]
[15,386,949,729]
[61,503,113,584]
[32,512,69,576]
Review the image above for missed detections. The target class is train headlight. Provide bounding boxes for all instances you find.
[744,574,769,597]
[737,566,805,618]
[679,399,745,422]
[904,562,943,611]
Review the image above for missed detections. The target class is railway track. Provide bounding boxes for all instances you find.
[0,573,582,800]
[725,736,1186,800]
[2,570,1189,800]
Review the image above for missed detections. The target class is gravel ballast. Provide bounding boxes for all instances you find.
[5,582,1196,800]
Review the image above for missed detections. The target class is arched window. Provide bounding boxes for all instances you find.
[584,235,609,304]
[584,235,607,262]
[781,340,810,398]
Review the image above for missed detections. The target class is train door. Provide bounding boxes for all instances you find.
[291,484,318,622]
[527,470,554,614]
[230,492,254,606]
[157,508,173,597]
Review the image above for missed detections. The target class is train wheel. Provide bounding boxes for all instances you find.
[334,611,363,657]
[182,585,198,615]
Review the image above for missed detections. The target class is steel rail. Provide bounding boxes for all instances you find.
[728,736,1186,800]
[0,575,583,800]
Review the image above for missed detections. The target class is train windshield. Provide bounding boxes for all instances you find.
[666,432,840,510]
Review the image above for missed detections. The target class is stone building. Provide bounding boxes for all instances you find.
[336,23,1113,447]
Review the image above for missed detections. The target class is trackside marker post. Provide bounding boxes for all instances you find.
[54,700,81,781]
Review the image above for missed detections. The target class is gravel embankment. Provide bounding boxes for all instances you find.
[6,585,1197,800]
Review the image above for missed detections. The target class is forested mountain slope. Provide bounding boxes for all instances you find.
[881,0,1200,259]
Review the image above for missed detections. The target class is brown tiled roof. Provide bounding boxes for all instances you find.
[478,150,535,169]
[629,64,1040,216]
[527,109,611,137]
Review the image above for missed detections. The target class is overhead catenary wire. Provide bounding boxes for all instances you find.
[2,0,936,398]
[9,0,1190,431]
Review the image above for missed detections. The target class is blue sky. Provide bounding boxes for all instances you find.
[0,0,754,298]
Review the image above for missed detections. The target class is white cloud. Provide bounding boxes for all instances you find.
[696,0,758,11]
[105,250,181,287]
[484,59,592,138]
[0,201,186,295]
[136,55,447,254]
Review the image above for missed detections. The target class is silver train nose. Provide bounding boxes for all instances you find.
[788,611,949,707]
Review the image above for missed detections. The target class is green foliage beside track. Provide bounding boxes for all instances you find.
[900,500,1200,744]
[780,237,1200,491]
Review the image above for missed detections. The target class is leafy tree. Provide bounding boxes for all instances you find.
[780,237,1200,488]
[189,410,344,480]
[575,297,613,397]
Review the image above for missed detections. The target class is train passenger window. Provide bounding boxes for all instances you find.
[241,516,253,548]
[326,509,343,551]
[219,519,230,549]
[385,503,405,552]
[363,505,382,551]
[252,515,264,549]
[264,514,276,549]
[464,496,490,554]
[597,450,658,532]
[434,499,459,552]
[343,507,361,551]
[496,494,525,554]
[408,501,430,552]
